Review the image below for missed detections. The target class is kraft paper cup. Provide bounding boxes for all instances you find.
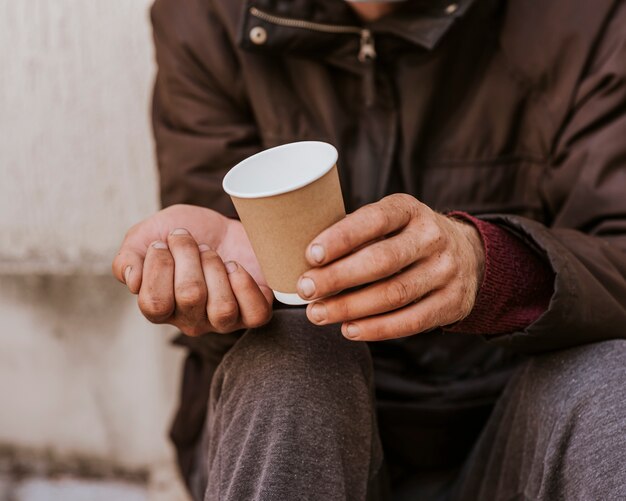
[223,141,346,305]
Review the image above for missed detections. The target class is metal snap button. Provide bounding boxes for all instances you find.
[445,3,459,14]
[249,26,267,45]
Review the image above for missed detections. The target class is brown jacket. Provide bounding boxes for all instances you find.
[150,0,626,479]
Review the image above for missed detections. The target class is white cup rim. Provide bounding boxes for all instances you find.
[222,141,338,199]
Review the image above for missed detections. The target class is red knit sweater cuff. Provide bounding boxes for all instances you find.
[445,212,554,336]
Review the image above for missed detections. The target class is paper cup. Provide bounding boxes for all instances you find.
[223,141,346,305]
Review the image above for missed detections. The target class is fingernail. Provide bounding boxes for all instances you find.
[225,261,238,274]
[198,244,211,253]
[170,228,189,236]
[152,240,168,250]
[309,302,327,324]
[309,244,325,263]
[298,277,316,298]
[124,266,132,284]
[344,323,360,339]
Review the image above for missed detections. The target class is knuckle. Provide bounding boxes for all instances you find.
[334,224,355,252]
[370,205,392,234]
[211,302,239,330]
[311,269,338,295]
[245,317,265,329]
[245,304,272,328]
[138,296,174,322]
[175,281,207,307]
[399,317,419,336]
[423,221,445,248]
[378,317,415,340]
[200,248,220,264]
[404,313,426,335]
[387,193,419,218]
[374,245,398,273]
[340,299,356,320]
[368,324,387,341]
[152,250,174,267]
[390,193,416,210]
[211,323,237,335]
[436,252,456,280]
[383,279,413,309]
[329,298,352,322]
[170,236,197,251]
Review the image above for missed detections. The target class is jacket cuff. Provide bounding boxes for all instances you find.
[444,212,554,336]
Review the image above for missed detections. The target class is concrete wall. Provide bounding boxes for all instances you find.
[0,1,189,499]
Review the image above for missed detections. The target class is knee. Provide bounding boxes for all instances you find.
[516,340,626,434]
[216,309,373,397]
[528,340,625,405]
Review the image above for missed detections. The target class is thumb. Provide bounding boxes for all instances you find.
[112,248,145,294]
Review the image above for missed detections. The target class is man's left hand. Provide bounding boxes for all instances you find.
[297,194,485,341]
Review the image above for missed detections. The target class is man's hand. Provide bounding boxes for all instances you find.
[297,194,485,341]
[112,204,273,336]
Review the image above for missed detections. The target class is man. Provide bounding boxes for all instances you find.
[113,0,626,499]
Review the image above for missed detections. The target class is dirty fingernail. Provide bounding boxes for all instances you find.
[170,228,189,236]
[298,277,316,298]
[198,244,211,253]
[309,244,325,263]
[309,302,327,324]
[345,323,360,339]
[152,241,168,250]
[124,266,132,284]
[225,261,238,274]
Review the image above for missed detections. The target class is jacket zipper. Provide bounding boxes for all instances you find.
[249,7,377,63]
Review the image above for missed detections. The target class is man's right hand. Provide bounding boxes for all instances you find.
[112,204,273,336]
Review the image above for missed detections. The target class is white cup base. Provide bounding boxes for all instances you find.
[273,290,310,306]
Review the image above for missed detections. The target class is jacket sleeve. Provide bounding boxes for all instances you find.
[480,6,626,353]
[150,0,261,216]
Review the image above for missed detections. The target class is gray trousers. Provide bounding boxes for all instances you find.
[186,310,626,501]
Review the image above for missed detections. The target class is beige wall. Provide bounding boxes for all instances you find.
[0,1,188,499]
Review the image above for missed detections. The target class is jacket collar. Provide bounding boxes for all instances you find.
[369,0,476,50]
[238,0,477,61]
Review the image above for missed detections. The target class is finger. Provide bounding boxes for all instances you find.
[258,284,275,306]
[198,245,240,332]
[167,228,208,325]
[339,291,453,341]
[305,194,417,266]
[226,261,273,328]
[137,241,175,323]
[112,249,145,294]
[306,261,448,325]
[299,229,426,299]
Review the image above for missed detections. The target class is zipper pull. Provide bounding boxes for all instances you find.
[358,29,376,63]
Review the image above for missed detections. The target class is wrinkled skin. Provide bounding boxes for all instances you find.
[112,194,484,340]
[112,204,273,336]
[299,194,484,340]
